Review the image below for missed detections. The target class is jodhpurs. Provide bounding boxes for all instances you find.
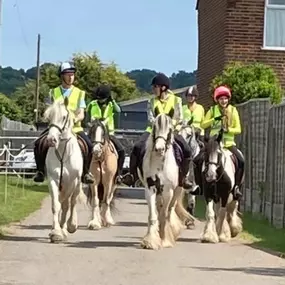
[109,134,126,175]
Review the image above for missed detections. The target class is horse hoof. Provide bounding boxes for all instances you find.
[67,224,78,234]
[88,221,101,230]
[200,233,219,244]
[49,233,64,243]
[219,234,230,243]
[161,239,174,248]
[141,236,161,250]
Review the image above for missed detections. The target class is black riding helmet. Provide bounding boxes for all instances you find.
[92,84,112,100]
[151,73,170,90]
[185,85,199,97]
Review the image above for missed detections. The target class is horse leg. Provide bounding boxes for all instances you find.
[67,183,80,234]
[87,183,102,230]
[169,186,188,241]
[201,198,219,243]
[49,180,64,243]
[159,187,176,248]
[101,182,116,227]
[141,186,161,250]
[59,198,69,239]
[226,195,243,237]
[215,194,231,242]
[187,193,196,216]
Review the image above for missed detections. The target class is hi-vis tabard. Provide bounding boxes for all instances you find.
[182,104,205,135]
[146,93,180,133]
[209,105,236,147]
[52,86,84,133]
[87,101,114,134]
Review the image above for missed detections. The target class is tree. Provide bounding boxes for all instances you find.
[12,79,50,124]
[41,52,139,102]
[0,93,23,121]
[210,62,283,105]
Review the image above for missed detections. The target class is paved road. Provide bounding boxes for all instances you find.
[0,188,285,285]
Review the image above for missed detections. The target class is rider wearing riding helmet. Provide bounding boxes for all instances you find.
[121,72,193,189]
[201,85,244,199]
[86,84,126,184]
[182,85,205,142]
[33,62,95,184]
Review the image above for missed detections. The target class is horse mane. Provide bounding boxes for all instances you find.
[89,118,110,142]
[43,100,74,129]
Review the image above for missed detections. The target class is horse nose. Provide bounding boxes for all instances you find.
[155,145,165,153]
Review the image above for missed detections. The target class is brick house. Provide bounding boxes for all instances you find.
[196,0,285,109]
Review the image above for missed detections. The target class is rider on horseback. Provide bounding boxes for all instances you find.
[182,85,205,143]
[33,62,95,184]
[86,84,126,184]
[200,85,244,199]
[121,72,193,189]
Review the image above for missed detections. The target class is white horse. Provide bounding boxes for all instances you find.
[138,113,196,250]
[178,118,201,217]
[44,97,83,243]
[201,129,243,243]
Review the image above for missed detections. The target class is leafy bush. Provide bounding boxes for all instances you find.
[210,62,283,104]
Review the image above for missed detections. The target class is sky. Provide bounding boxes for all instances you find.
[1,0,198,76]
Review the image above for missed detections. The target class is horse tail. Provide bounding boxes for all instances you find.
[175,189,196,225]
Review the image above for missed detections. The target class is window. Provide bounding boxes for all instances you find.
[264,0,285,49]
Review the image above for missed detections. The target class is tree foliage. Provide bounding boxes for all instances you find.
[126,69,196,92]
[210,62,282,105]
[12,79,50,124]
[0,93,23,121]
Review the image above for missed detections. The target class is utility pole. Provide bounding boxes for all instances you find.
[34,34,41,124]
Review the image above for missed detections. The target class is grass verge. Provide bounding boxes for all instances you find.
[0,175,48,235]
[192,195,285,256]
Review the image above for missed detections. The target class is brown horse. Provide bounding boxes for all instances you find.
[86,118,118,230]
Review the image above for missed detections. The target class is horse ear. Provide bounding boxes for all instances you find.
[188,117,194,126]
[204,133,209,143]
[64,96,69,107]
[168,108,174,119]
[154,107,160,118]
[216,128,224,143]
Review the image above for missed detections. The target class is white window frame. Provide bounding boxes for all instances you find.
[263,0,285,51]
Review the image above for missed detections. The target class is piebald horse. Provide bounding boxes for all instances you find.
[44,97,83,243]
[201,129,243,243]
[178,117,201,218]
[138,113,196,250]
[86,118,118,230]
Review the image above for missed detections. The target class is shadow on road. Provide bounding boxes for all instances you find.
[66,240,139,249]
[115,221,147,227]
[188,266,285,277]
[0,234,48,243]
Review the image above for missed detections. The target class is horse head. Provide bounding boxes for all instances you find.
[151,113,173,156]
[44,97,73,148]
[203,128,224,182]
[87,118,109,160]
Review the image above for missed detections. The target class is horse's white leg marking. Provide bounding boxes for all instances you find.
[88,184,102,230]
[141,186,161,250]
[101,182,116,227]
[216,206,231,242]
[227,198,243,238]
[67,181,80,234]
[168,186,186,242]
[49,179,64,243]
[201,200,219,243]
[159,187,175,248]
[60,198,69,239]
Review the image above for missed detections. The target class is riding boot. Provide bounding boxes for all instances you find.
[121,152,138,187]
[233,167,244,200]
[181,157,193,190]
[82,153,95,184]
[191,165,202,195]
[33,141,47,183]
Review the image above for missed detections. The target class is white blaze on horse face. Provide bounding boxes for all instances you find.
[206,151,218,182]
[93,126,103,156]
[153,116,170,155]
